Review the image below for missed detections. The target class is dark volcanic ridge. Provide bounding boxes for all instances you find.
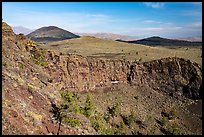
[26,26,80,43]
[116,36,202,47]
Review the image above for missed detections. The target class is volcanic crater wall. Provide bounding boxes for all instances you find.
[44,50,202,99]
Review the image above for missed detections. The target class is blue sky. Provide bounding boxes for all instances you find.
[2,2,202,38]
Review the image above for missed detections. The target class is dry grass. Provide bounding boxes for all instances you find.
[39,36,202,66]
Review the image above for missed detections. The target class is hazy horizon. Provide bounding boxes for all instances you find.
[3,2,202,38]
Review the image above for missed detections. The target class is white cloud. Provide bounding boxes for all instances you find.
[137,26,182,32]
[143,20,174,26]
[3,10,121,33]
[143,20,162,23]
[143,2,165,9]
[122,25,184,38]
[142,27,164,31]
[171,27,183,30]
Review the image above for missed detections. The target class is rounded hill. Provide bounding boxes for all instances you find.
[26,26,80,43]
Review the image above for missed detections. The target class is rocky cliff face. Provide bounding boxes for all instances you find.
[42,50,202,99]
[2,22,202,135]
[139,58,202,99]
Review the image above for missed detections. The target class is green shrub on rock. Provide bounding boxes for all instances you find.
[83,94,94,117]
[62,115,80,127]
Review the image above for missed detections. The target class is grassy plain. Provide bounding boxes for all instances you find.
[39,36,202,66]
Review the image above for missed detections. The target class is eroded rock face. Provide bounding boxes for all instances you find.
[141,58,202,99]
[43,53,131,91]
[43,51,202,99]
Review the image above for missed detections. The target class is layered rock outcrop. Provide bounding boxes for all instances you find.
[42,51,202,99]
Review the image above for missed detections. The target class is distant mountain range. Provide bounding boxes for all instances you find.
[26,26,80,43]
[12,26,35,35]
[116,36,202,47]
[75,32,138,41]
[12,26,202,43]
[175,36,202,42]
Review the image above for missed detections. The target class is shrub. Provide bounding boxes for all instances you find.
[62,115,80,127]
[161,108,177,120]
[51,104,61,121]
[18,62,25,69]
[32,55,48,66]
[113,121,125,135]
[51,91,82,129]
[90,116,101,132]
[103,128,114,135]
[26,40,37,47]
[30,49,48,67]
[168,109,177,120]
[28,84,34,94]
[50,107,80,133]
[107,102,119,117]
[160,116,168,126]
[83,94,94,117]
[166,123,181,135]
[60,91,82,114]
[122,110,136,127]
[119,121,125,129]
[72,102,82,114]
[3,61,7,67]
[104,113,111,123]
[60,91,73,103]
[89,112,106,134]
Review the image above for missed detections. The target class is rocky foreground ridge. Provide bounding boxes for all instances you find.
[2,22,202,134]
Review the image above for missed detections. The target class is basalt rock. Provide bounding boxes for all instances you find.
[43,50,202,99]
[141,58,202,99]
